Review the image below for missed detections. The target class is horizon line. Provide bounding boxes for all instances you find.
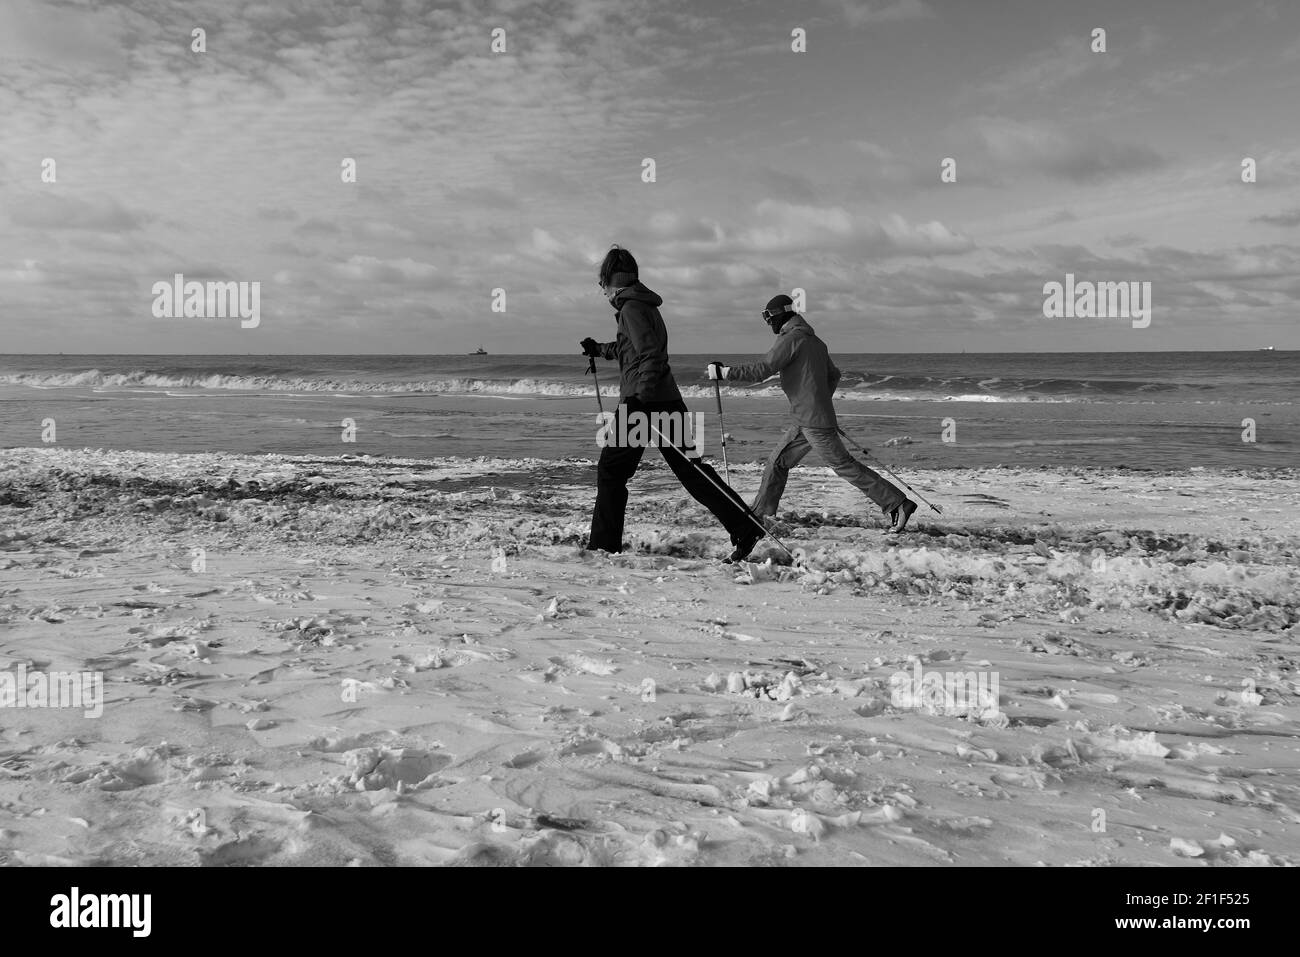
[4,349,1295,358]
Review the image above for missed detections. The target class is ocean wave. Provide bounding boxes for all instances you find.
[0,369,615,397]
[0,368,1288,406]
[839,392,1076,404]
[0,370,1080,403]
[969,437,1143,447]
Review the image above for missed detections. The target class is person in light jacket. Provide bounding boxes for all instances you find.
[707,294,917,532]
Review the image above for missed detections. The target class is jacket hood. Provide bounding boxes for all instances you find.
[608,272,663,309]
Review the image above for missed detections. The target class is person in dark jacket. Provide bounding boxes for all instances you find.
[581,247,763,560]
[707,294,917,532]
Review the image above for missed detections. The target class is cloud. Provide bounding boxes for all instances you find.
[294,218,342,236]
[0,0,131,74]
[752,167,821,204]
[848,141,936,192]
[0,258,45,283]
[972,117,1165,183]
[442,186,520,210]
[517,228,594,269]
[653,262,780,290]
[351,220,419,243]
[332,256,439,285]
[1252,208,1300,227]
[879,214,973,255]
[799,239,1300,337]
[731,201,973,257]
[600,203,973,270]
[1039,209,1078,226]
[973,35,1117,101]
[645,212,724,244]
[10,194,145,231]
[823,0,934,27]
[1105,233,1146,248]
[527,228,566,262]
[257,206,301,221]
[1,0,1295,352]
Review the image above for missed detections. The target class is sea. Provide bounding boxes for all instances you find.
[0,352,1295,470]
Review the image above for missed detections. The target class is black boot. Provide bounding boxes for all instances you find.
[726,527,763,563]
[886,499,917,534]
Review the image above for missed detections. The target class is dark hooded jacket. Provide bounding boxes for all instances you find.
[726,315,841,429]
[597,272,682,404]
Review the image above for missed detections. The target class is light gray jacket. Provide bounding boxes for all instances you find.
[727,316,841,428]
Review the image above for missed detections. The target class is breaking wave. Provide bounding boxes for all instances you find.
[0,365,1290,406]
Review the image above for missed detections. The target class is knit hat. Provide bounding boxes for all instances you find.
[762,294,794,321]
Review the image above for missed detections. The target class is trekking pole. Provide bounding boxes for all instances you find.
[644,421,796,563]
[838,427,944,514]
[581,358,795,563]
[712,377,731,484]
[587,356,605,415]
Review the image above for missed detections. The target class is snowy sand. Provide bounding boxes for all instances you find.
[0,447,1297,866]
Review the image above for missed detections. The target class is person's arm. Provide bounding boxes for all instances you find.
[581,336,617,360]
[727,334,797,383]
[620,302,668,400]
[828,356,842,389]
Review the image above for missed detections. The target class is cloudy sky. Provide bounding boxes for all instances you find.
[3,0,1299,353]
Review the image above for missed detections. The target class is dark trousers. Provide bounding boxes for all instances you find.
[588,399,752,553]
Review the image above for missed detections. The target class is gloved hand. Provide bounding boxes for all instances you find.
[581,337,602,358]
[705,362,731,380]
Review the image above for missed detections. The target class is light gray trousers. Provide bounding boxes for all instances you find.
[751,425,906,517]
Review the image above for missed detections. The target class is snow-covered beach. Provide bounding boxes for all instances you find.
[1,447,1296,866]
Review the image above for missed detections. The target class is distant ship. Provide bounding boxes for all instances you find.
[470,345,487,355]
[1259,346,1274,351]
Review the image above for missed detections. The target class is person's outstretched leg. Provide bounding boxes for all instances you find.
[588,441,646,552]
[628,399,756,557]
[802,427,908,518]
[657,436,752,541]
[751,425,812,518]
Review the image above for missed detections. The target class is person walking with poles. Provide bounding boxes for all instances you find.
[581,247,766,561]
[706,294,918,533]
